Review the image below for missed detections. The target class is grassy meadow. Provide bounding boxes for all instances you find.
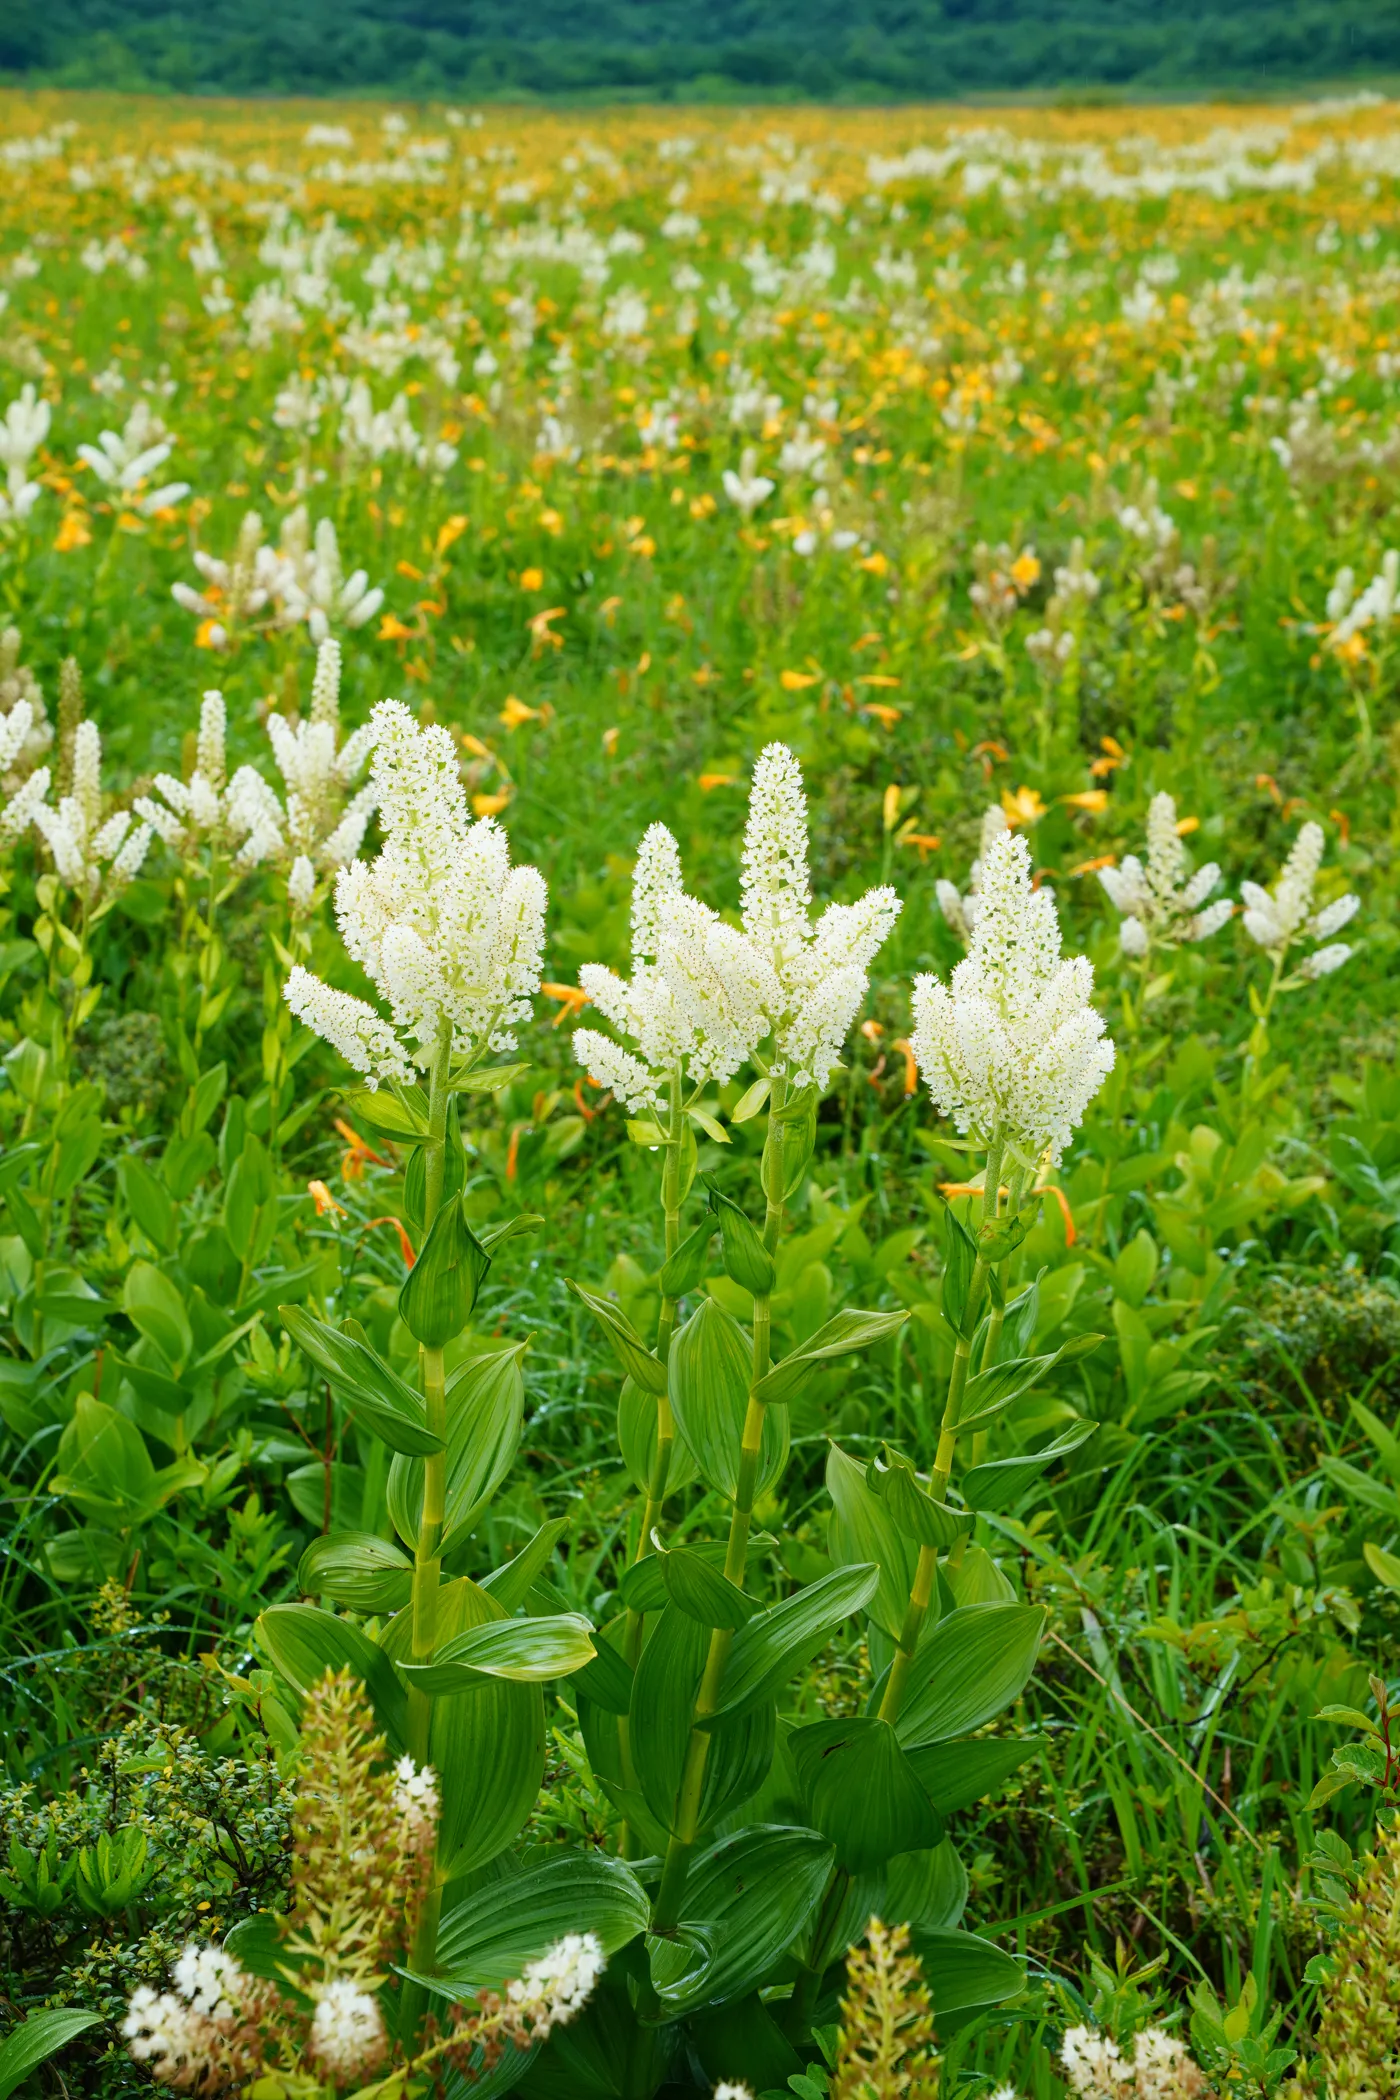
[0,87,1399,2100]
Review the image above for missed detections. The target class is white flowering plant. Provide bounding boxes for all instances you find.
[262,695,606,2050]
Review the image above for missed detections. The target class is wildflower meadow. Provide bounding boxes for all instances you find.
[1,86,1399,2100]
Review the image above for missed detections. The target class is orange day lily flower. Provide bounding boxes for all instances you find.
[541,981,590,1028]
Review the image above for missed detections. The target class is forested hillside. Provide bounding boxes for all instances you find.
[3,0,1399,99]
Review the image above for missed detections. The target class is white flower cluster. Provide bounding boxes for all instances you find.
[32,720,153,900]
[0,384,49,525]
[123,1942,253,2088]
[171,510,281,648]
[1240,819,1359,979]
[912,830,1115,1164]
[391,1752,440,1842]
[222,638,378,906]
[286,698,547,1083]
[506,1931,606,2042]
[936,803,1009,944]
[1097,793,1233,956]
[0,628,52,792]
[277,508,385,643]
[574,821,699,1111]
[173,506,385,647]
[307,1976,386,2078]
[575,745,899,1106]
[1062,2022,1206,2098]
[722,445,775,517]
[77,399,190,515]
[0,644,53,843]
[135,690,271,872]
[1325,549,1399,651]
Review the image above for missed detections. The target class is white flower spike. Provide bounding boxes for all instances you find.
[1239,819,1359,981]
[912,829,1114,1164]
[286,698,547,1083]
[1098,792,1233,956]
[936,803,1008,945]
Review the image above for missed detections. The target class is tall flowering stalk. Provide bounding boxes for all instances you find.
[631,744,900,1931]
[1238,819,1359,1101]
[1097,792,1233,1031]
[572,822,705,1824]
[894,830,1114,1719]
[286,695,546,1732]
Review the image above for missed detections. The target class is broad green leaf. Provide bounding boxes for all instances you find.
[567,1278,668,1395]
[54,1395,154,1521]
[480,1516,570,1613]
[887,1839,968,1931]
[1364,1541,1400,1591]
[826,1441,918,1643]
[280,1304,440,1458]
[940,1207,979,1336]
[618,1537,767,1615]
[117,1155,176,1253]
[663,1546,759,1630]
[450,1060,531,1096]
[343,1085,430,1138]
[286,1460,365,1533]
[790,1716,943,1871]
[113,1352,190,1417]
[398,1196,492,1349]
[399,1614,595,1693]
[705,1563,880,1726]
[618,1376,699,1500]
[387,1345,525,1554]
[961,1419,1100,1512]
[383,1577,543,1880]
[299,1531,413,1612]
[688,1105,730,1145]
[0,2009,102,2100]
[905,1735,1042,1814]
[649,1824,834,2015]
[945,1545,1017,1608]
[753,1307,908,1409]
[668,1295,786,1502]
[867,1447,973,1550]
[731,1075,771,1124]
[123,1260,191,1370]
[658,1219,715,1299]
[957,1334,1103,1433]
[223,1132,279,1268]
[573,1628,636,1716]
[629,1602,775,1834]
[434,1852,650,1993]
[256,1602,408,1752]
[910,1926,1024,2014]
[893,1604,1047,1749]
[707,1181,775,1295]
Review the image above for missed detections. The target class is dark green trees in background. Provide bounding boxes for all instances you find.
[7,0,1400,102]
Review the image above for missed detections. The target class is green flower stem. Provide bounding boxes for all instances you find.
[400,1020,453,2049]
[406,1022,452,1770]
[618,1084,684,1853]
[650,1099,785,1933]
[882,1135,1007,1726]
[1241,949,1287,1105]
[876,1539,939,1726]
